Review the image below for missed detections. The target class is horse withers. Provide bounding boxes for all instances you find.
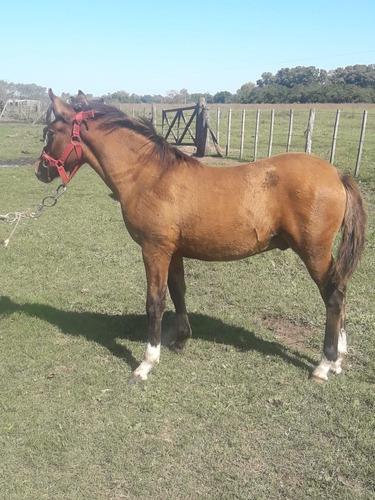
[35,90,366,383]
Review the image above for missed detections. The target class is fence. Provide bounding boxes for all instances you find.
[119,103,374,179]
[211,106,373,177]
[0,99,46,123]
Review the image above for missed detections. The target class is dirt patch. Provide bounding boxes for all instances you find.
[262,314,319,352]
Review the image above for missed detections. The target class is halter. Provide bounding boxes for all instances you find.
[41,110,95,185]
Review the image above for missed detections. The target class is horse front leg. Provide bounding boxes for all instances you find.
[130,247,171,383]
[168,254,192,352]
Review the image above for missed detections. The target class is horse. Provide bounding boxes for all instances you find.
[35,89,366,383]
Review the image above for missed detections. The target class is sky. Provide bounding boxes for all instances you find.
[0,0,374,96]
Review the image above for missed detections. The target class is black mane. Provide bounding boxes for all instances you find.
[72,101,199,167]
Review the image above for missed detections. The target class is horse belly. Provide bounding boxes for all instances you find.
[180,224,271,261]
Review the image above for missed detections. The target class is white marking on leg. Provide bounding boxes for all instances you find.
[312,355,331,381]
[331,329,347,375]
[331,358,342,375]
[133,343,160,381]
[338,329,347,354]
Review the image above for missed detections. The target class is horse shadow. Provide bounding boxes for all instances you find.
[0,295,315,373]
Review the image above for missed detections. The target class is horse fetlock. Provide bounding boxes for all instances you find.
[170,314,192,348]
[312,353,345,381]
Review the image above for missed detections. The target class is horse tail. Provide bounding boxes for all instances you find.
[333,174,366,286]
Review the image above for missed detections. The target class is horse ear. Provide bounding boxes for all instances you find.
[76,89,89,105]
[48,88,74,122]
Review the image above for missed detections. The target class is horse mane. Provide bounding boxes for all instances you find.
[72,101,199,168]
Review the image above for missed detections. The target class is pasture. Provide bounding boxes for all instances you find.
[0,120,374,499]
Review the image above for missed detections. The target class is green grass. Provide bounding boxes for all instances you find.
[0,125,374,498]
[0,123,43,163]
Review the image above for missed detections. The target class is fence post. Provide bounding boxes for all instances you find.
[216,107,221,144]
[161,110,165,136]
[286,109,293,152]
[177,109,181,142]
[226,108,232,157]
[330,109,340,164]
[305,108,315,154]
[253,109,260,161]
[354,110,368,177]
[268,109,275,157]
[239,109,246,160]
[195,97,209,157]
[151,105,157,128]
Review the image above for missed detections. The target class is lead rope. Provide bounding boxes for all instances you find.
[0,184,67,247]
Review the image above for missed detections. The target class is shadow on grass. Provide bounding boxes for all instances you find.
[0,295,315,373]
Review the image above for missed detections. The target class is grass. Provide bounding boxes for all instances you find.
[0,121,374,499]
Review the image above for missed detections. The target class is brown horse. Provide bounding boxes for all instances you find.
[35,90,366,383]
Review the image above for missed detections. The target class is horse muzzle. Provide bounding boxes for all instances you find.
[34,159,54,183]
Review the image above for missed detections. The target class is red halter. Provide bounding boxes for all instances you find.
[41,110,95,185]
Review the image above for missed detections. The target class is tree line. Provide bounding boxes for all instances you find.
[1,65,375,106]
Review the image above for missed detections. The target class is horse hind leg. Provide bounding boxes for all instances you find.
[167,254,192,352]
[301,252,347,382]
[312,281,347,382]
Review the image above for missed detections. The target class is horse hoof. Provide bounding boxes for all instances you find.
[331,366,343,375]
[310,372,328,384]
[128,372,147,385]
[168,340,187,353]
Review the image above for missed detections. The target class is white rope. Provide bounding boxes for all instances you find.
[2,213,22,247]
[1,184,67,248]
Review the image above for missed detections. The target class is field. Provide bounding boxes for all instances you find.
[0,118,374,499]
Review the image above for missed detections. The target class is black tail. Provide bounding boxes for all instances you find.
[333,174,366,286]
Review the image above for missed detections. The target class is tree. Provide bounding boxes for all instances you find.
[256,72,274,87]
[236,82,255,103]
[213,91,233,103]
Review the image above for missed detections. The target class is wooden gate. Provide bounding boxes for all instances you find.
[162,104,199,146]
[161,98,221,157]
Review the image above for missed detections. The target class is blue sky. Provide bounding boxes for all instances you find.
[0,0,374,96]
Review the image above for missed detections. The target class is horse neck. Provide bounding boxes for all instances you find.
[86,127,161,202]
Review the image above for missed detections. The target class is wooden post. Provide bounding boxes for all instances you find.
[151,105,156,128]
[216,107,221,144]
[305,108,316,154]
[354,110,368,177]
[225,108,232,157]
[268,109,275,157]
[286,109,294,152]
[132,107,135,118]
[239,109,246,159]
[330,109,340,164]
[195,97,209,157]
[253,109,260,161]
[177,109,181,142]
